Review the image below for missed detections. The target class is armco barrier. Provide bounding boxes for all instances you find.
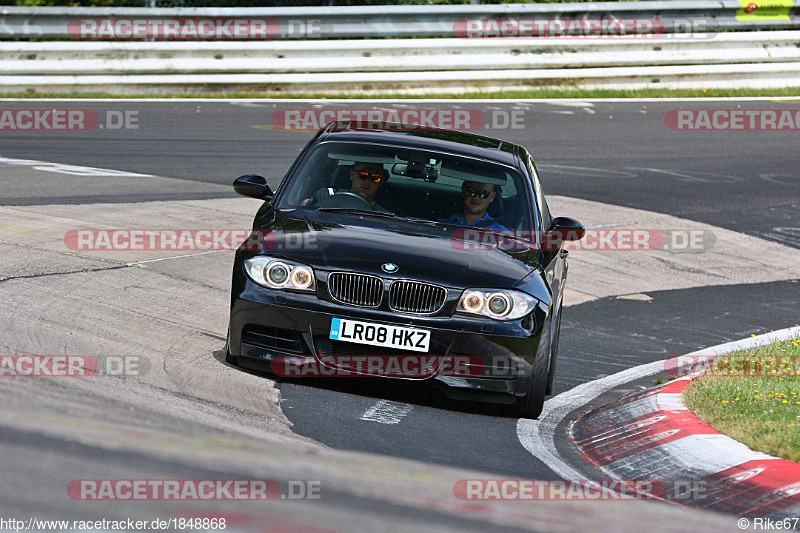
[3,32,800,75]
[1,3,799,93]
[2,61,798,93]
[2,2,800,39]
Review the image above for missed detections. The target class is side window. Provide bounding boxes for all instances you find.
[541,195,552,230]
[499,171,517,198]
[525,155,548,230]
[290,150,333,204]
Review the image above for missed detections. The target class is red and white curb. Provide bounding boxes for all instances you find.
[517,326,800,521]
[571,376,800,519]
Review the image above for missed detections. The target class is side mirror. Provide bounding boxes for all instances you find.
[233,175,273,201]
[549,217,585,242]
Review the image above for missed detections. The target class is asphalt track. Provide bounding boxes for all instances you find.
[1,99,799,531]
[2,99,798,247]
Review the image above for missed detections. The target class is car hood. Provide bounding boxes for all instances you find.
[258,210,538,288]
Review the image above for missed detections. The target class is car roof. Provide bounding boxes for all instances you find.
[317,122,525,169]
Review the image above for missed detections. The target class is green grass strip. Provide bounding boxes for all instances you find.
[683,336,800,463]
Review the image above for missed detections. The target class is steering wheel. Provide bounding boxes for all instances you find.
[315,191,374,210]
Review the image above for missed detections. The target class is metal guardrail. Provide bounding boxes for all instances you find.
[3,33,800,75]
[1,4,799,93]
[2,2,800,40]
[1,65,797,93]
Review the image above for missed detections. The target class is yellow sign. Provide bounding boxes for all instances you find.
[736,0,793,20]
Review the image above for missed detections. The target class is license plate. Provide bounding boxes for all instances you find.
[329,318,430,352]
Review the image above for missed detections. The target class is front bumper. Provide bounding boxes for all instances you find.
[229,275,548,404]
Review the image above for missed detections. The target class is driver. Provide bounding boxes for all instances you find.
[304,161,390,212]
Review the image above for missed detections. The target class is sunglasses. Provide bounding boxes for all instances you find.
[354,170,384,183]
[464,186,493,199]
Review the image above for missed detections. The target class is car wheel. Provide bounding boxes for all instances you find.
[514,316,551,419]
[224,327,239,366]
[546,301,563,395]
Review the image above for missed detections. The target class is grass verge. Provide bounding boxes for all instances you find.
[2,87,800,100]
[683,336,800,463]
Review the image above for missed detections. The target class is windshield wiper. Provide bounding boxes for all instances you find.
[316,207,399,218]
[317,208,444,226]
[399,216,440,226]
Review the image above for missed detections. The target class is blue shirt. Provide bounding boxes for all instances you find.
[438,213,510,234]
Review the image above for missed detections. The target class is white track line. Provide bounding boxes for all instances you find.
[361,400,414,425]
[517,325,800,480]
[0,156,154,178]
[126,250,227,266]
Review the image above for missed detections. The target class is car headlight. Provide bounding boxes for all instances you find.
[245,257,316,292]
[457,289,537,320]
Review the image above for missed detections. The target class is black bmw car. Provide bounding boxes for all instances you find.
[226,121,584,418]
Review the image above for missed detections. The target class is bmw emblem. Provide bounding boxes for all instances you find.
[381,263,398,273]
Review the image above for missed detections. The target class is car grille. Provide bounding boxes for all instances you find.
[328,272,383,307]
[389,281,447,314]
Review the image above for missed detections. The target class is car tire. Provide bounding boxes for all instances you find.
[546,301,563,396]
[224,328,239,366]
[514,316,551,419]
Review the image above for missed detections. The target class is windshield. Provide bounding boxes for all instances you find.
[277,141,536,232]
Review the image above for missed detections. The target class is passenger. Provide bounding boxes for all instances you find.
[439,181,509,233]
